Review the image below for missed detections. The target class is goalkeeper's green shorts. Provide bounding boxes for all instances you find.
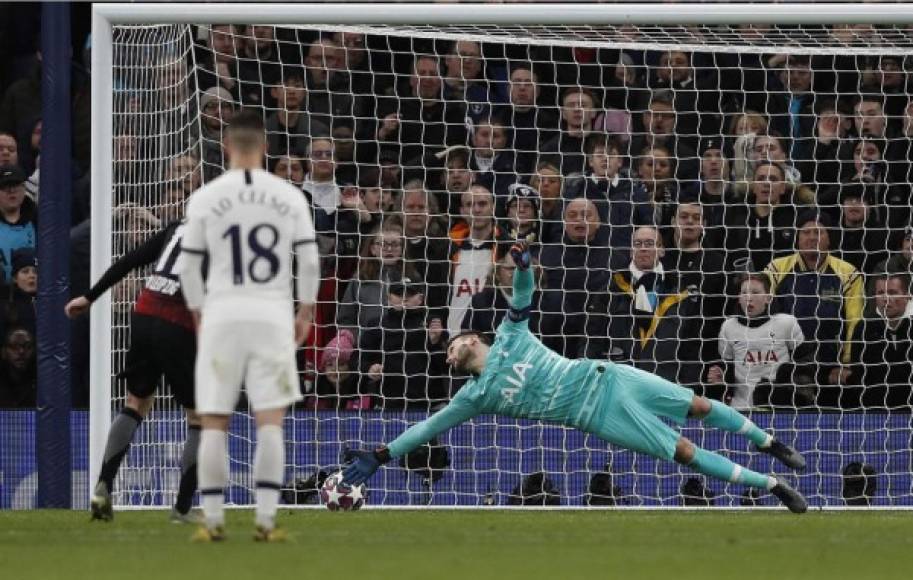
[592,363,695,462]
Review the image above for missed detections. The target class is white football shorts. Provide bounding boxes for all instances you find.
[195,319,302,414]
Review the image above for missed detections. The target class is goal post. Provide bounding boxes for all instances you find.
[90,3,913,508]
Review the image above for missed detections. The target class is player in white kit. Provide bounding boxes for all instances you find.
[177,111,319,542]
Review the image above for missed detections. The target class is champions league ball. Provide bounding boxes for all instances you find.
[320,471,366,511]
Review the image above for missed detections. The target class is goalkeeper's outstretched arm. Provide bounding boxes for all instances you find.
[342,394,479,485]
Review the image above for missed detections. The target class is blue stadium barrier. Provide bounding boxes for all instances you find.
[2,411,912,508]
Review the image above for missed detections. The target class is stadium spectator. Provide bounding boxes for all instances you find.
[0,327,35,408]
[696,138,731,248]
[651,50,722,145]
[462,251,542,337]
[503,183,540,243]
[332,31,389,98]
[493,63,559,171]
[359,274,449,410]
[748,132,815,204]
[0,165,35,285]
[266,65,329,160]
[847,272,913,409]
[438,146,472,216]
[301,137,341,247]
[338,222,419,340]
[0,132,18,167]
[199,86,235,181]
[765,211,865,383]
[632,143,693,230]
[529,158,565,244]
[332,119,357,184]
[307,329,371,410]
[270,153,306,189]
[538,197,610,357]
[305,38,355,128]
[443,40,501,118]
[237,25,281,108]
[831,183,889,274]
[540,87,598,176]
[370,54,467,169]
[723,162,798,272]
[758,54,816,166]
[197,24,241,100]
[0,247,36,339]
[446,185,504,335]
[662,198,726,367]
[469,115,521,204]
[585,225,702,386]
[630,89,700,182]
[803,98,853,188]
[708,274,805,409]
[576,134,646,258]
[398,180,450,312]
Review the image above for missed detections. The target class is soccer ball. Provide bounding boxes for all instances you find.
[319,471,366,511]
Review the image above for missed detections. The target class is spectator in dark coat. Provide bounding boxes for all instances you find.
[831,183,889,275]
[398,181,451,313]
[847,272,913,410]
[359,275,449,410]
[723,162,798,272]
[574,134,648,263]
[367,54,467,168]
[538,198,611,358]
[529,159,565,245]
[586,225,702,387]
[462,251,542,338]
[0,247,36,339]
[662,199,726,364]
[492,64,559,172]
[0,327,36,408]
[468,116,523,208]
[540,88,598,177]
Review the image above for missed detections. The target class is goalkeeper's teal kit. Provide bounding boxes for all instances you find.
[386,267,694,461]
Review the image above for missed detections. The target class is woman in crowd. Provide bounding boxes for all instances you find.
[337,221,419,340]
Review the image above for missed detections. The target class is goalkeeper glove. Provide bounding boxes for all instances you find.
[342,447,391,485]
[509,240,531,271]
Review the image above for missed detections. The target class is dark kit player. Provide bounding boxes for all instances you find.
[66,220,201,523]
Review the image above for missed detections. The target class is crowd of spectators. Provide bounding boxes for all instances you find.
[2,23,913,414]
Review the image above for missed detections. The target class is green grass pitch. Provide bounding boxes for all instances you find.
[2,510,912,579]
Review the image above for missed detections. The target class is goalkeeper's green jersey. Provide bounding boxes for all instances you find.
[387,267,616,458]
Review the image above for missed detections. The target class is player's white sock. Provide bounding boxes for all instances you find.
[198,429,228,529]
[253,424,285,530]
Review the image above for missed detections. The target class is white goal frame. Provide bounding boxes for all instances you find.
[89,1,913,503]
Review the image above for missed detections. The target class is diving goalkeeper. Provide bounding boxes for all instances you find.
[343,242,808,513]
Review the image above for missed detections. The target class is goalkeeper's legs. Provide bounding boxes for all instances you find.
[688,397,806,470]
[675,437,807,514]
[252,407,286,540]
[92,393,154,521]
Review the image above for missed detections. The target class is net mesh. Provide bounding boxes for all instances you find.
[106,21,913,508]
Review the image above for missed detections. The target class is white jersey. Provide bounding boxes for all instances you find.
[718,313,805,409]
[180,168,317,325]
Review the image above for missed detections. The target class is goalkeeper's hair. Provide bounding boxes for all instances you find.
[446,330,492,349]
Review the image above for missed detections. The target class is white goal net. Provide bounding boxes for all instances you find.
[100,14,913,508]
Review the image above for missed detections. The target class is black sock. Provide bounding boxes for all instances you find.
[98,407,143,490]
[174,425,201,514]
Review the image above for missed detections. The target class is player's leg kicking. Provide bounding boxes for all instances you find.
[596,364,807,513]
